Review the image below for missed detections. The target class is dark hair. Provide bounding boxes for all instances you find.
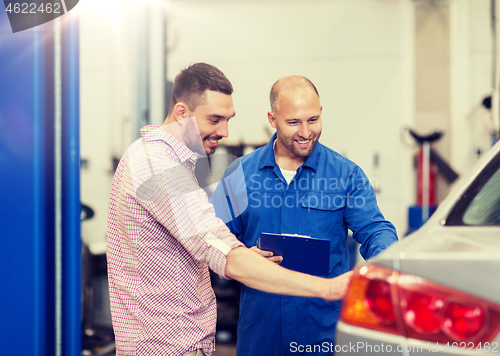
[168,63,233,114]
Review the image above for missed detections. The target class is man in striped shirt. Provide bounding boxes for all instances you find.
[107,63,352,356]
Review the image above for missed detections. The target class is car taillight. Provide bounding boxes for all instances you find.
[403,291,443,334]
[341,265,400,335]
[341,264,500,346]
[443,302,487,340]
[365,279,396,323]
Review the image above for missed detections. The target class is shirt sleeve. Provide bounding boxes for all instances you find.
[210,158,248,237]
[130,147,243,278]
[344,166,399,260]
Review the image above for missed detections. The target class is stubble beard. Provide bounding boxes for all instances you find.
[277,128,321,158]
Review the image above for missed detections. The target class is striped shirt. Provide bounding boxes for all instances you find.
[107,125,243,356]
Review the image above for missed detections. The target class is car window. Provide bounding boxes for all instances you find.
[446,151,500,226]
[462,167,500,225]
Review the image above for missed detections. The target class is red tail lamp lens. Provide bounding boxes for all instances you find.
[365,279,395,323]
[403,291,443,334]
[341,264,500,346]
[443,302,487,340]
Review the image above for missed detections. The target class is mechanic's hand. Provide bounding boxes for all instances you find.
[250,246,283,264]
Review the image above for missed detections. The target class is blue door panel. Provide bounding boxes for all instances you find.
[0,8,80,356]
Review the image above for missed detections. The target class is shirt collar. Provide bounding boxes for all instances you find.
[140,125,198,165]
[258,132,322,172]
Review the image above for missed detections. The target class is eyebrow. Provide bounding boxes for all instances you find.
[208,113,236,119]
[286,115,320,121]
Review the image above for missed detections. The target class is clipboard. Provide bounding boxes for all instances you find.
[257,232,330,277]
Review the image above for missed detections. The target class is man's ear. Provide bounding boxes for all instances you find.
[268,111,277,129]
[173,102,190,122]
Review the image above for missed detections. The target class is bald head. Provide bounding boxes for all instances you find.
[270,76,319,114]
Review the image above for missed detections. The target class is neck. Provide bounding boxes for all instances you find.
[159,115,207,156]
[159,115,185,145]
[273,139,305,171]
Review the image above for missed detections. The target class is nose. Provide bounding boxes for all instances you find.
[298,122,310,139]
[216,120,229,138]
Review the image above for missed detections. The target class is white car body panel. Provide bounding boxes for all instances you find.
[336,141,500,355]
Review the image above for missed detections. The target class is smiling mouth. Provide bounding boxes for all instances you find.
[296,139,311,145]
[207,138,219,147]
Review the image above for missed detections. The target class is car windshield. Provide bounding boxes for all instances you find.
[462,164,500,226]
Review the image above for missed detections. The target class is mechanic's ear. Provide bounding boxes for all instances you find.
[268,111,277,129]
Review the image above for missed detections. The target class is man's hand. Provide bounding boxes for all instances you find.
[250,246,283,264]
[324,271,353,301]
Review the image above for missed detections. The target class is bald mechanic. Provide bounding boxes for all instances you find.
[210,76,398,355]
[106,64,353,356]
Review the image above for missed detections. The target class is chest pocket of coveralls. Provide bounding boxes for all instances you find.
[299,192,345,237]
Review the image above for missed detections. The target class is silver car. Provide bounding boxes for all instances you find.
[336,140,500,356]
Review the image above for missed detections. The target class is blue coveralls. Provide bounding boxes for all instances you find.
[210,134,398,356]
